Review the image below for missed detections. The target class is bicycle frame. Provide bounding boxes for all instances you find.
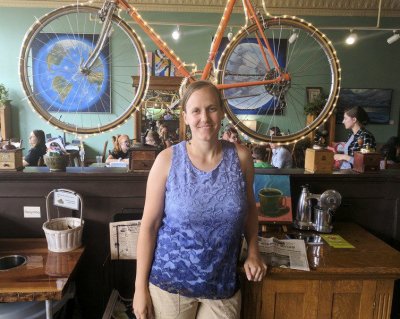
[113,0,288,89]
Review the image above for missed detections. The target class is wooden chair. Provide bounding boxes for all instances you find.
[37,156,45,166]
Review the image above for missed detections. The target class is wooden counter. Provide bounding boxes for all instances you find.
[241,223,400,319]
[0,238,84,302]
[0,167,399,318]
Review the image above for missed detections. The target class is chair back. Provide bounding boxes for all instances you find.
[37,156,45,166]
[102,140,108,162]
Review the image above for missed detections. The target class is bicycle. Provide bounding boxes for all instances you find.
[19,0,340,143]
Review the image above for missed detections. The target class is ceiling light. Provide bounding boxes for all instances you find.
[227,27,233,41]
[172,25,181,41]
[387,31,400,44]
[345,30,358,45]
[288,30,299,44]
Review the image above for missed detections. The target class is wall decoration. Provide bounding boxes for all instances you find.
[32,33,111,113]
[215,37,287,115]
[253,174,292,223]
[336,88,393,124]
[306,87,322,103]
[154,49,171,76]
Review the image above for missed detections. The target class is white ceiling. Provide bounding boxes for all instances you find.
[1,0,400,17]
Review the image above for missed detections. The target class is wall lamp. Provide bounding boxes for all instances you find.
[172,25,181,41]
[387,31,400,44]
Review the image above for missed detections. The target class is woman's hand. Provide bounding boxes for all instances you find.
[244,255,267,282]
[133,286,154,319]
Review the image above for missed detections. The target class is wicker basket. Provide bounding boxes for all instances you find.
[44,154,69,172]
[43,189,84,252]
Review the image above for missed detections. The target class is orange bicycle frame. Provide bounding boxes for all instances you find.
[116,0,285,88]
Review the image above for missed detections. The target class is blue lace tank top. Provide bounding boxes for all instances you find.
[149,140,247,299]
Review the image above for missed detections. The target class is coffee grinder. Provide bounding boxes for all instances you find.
[294,185,342,233]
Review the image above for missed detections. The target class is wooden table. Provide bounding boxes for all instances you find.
[0,238,84,319]
[241,223,400,319]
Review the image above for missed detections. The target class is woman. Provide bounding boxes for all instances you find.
[105,134,130,164]
[158,123,173,148]
[222,125,241,144]
[23,130,46,167]
[268,127,292,169]
[133,81,266,319]
[334,106,376,169]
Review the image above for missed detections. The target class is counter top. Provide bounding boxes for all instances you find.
[260,223,400,280]
[0,238,84,302]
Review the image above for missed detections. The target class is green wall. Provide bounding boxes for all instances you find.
[0,7,399,159]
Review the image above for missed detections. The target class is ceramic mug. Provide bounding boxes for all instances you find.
[259,187,287,216]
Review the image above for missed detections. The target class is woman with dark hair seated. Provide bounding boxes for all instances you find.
[23,129,46,167]
[334,106,376,169]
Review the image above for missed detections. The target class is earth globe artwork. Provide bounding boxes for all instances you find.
[32,33,110,113]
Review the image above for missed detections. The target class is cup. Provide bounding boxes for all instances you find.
[96,155,102,164]
[259,187,287,216]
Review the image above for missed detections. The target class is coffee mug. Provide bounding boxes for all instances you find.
[259,187,287,216]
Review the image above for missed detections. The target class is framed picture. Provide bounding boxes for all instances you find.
[306,87,322,103]
[31,33,111,113]
[154,49,171,76]
[253,174,293,224]
[336,88,393,124]
[215,37,287,115]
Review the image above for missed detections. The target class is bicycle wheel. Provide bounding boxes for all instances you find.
[217,16,340,143]
[20,5,148,135]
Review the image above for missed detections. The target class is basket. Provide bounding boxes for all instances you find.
[43,189,84,252]
[44,154,69,172]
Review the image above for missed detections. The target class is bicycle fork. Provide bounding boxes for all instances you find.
[80,0,117,73]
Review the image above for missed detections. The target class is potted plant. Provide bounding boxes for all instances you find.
[304,93,326,117]
[0,83,11,107]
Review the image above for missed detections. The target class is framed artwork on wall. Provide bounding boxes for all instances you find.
[215,37,287,115]
[336,88,393,124]
[31,33,111,113]
[306,87,322,103]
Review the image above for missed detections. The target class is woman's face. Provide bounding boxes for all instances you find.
[183,87,223,142]
[342,112,357,130]
[119,137,130,152]
[28,132,38,147]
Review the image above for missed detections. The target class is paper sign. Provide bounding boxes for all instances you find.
[321,234,355,248]
[109,220,141,260]
[53,190,80,210]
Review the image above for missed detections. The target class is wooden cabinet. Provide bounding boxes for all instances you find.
[0,104,11,140]
[240,223,400,319]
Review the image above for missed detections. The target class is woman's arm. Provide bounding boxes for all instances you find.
[236,144,267,282]
[133,148,172,318]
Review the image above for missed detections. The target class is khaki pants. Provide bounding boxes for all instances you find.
[149,283,241,319]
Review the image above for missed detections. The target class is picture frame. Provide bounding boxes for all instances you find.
[336,88,393,124]
[31,33,111,113]
[306,87,322,103]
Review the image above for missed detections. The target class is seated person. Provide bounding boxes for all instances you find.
[269,126,292,169]
[334,106,376,169]
[221,125,241,144]
[252,145,273,168]
[23,130,46,167]
[380,136,400,168]
[145,130,162,147]
[158,123,173,148]
[106,134,130,164]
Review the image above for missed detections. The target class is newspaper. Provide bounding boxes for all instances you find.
[258,237,309,271]
[109,220,141,260]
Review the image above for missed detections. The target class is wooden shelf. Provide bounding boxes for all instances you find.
[132,75,184,91]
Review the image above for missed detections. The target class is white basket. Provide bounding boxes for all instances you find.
[43,189,84,252]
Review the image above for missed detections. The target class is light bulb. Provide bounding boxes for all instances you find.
[288,32,298,44]
[345,31,357,45]
[227,27,233,41]
[387,32,400,44]
[172,25,180,41]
